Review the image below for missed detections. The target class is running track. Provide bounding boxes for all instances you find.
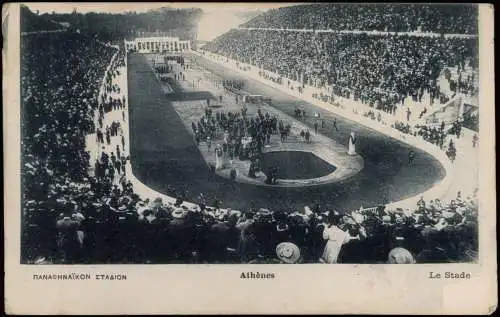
[127,53,445,212]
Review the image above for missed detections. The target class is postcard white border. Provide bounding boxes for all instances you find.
[4,3,497,314]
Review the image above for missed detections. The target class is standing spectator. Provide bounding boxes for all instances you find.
[472,133,478,148]
[320,214,350,264]
[332,118,339,132]
[408,150,416,166]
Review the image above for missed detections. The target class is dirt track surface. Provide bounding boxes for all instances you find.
[127,53,445,212]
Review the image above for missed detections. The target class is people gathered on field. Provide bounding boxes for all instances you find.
[192,105,293,181]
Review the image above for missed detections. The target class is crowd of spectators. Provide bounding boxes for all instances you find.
[445,69,478,97]
[204,30,478,116]
[32,185,479,264]
[21,31,478,265]
[391,118,462,162]
[416,124,447,148]
[241,4,478,35]
[20,31,127,262]
[21,31,115,192]
[393,121,413,135]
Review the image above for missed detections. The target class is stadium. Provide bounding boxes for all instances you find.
[20,4,480,265]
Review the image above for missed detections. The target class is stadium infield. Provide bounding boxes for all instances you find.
[127,53,445,212]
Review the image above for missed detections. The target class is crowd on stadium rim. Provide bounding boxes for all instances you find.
[21,5,478,265]
[240,4,478,35]
[204,30,478,117]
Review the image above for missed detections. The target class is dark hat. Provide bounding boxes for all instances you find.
[276,222,289,232]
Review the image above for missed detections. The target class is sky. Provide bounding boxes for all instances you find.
[25,2,296,40]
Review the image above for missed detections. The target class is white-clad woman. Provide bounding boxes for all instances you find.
[320,214,351,264]
[348,131,356,155]
[215,144,223,170]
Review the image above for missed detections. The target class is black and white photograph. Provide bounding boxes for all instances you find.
[17,2,483,265]
[4,2,496,314]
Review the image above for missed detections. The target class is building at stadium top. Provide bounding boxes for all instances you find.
[124,36,191,53]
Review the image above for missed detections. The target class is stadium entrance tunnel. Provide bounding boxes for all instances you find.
[260,151,336,180]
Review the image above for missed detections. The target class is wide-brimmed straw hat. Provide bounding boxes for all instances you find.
[34,257,48,265]
[91,201,103,208]
[171,208,188,219]
[258,208,271,214]
[213,208,228,220]
[118,196,132,205]
[387,247,415,264]
[56,198,68,204]
[382,215,392,223]
[71,212,85,222]
[229,210,242,218]
[442,210,456,219]
[276,242,301,264]
[351,211,365,224]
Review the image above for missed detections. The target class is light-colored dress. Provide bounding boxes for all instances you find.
[348,135,356,155]
[321,225,350,263]
[215,147,223,170]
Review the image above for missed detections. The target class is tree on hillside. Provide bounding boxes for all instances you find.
[43,7,203,41]
[21,5,65,33]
